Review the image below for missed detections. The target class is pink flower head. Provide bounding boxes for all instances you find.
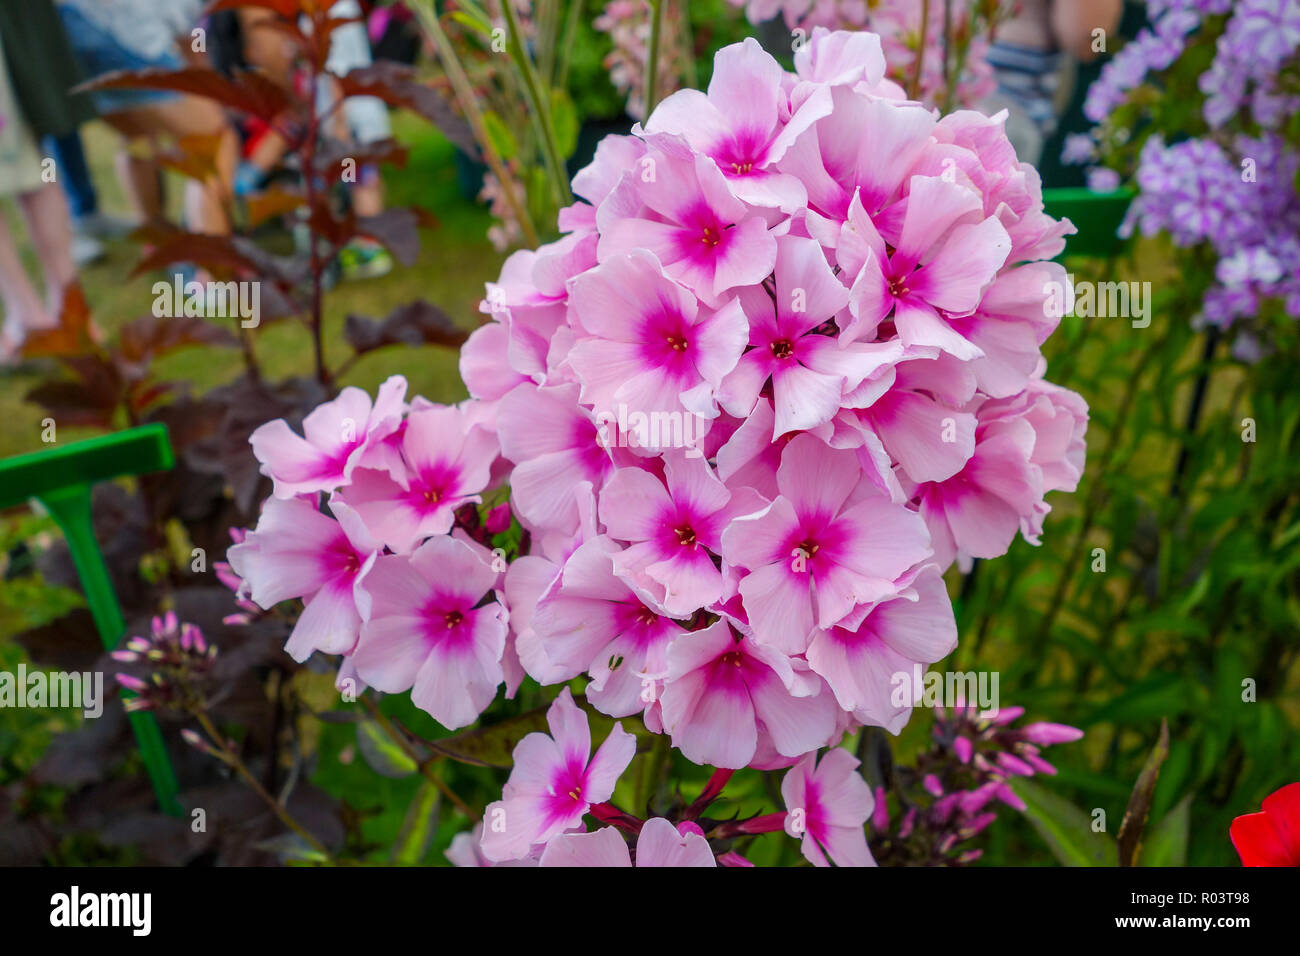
[645,37,831,209]
[481,231,597,381]
[792,28,887,88]
[352,534,507,730]
[496,382,614,532]
[480,688,637,862]
[460,320,529,404]
[530,536,686,717]
[335,404,498,553]
[949,262,1068,400]
[658,620,838,769]
[805,565,958,732]
[779,91,936,229]
[844,177,1011,359]
[598,138,776,306]
[718,235,899,437]
[915,404,1044,568]
[782,748,877,867]
[722,434,933,653]
[226,496,379,662]
[249,375,407,499]
[855,351,978,484]
[567,249,748,422]
[598,452,767,616]
[539,817,716,867]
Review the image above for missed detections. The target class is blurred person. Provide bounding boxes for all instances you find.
[982,0,1123,164]
[368,2,420,66]
[322,0,395,279]
[43,131,133,265]
[56,0,238,239]
[0,0,94,360]
[217,2,396,279]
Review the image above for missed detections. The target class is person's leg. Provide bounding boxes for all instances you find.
[44,131,97,220]
[15,182,77,316]
[111,140,165,223]
[102,97,236,235]
[39,132,107,265]
[0,213,53,357]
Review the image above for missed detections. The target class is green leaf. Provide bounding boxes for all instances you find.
[357,719,419,778]
[1142,795,1191,866]
[549,88,578,159]
[481,110,517,161]
[1011,778,1118,867]
[1118,718,1170,866]
[391,781,440,865]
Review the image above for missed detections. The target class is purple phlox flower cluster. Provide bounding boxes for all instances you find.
[869,703,1083,865]
[1124,133,1300,327]
[1082,0,1222,124]
[1199,0,1300,129]
[113,612,217,713]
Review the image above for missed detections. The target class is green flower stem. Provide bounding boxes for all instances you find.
[645,0,665,118]
[500,0,573,212]
[360,694,479,822]
[411,0,540,248]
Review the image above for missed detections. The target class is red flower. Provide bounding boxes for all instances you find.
[1230,782,1300,866]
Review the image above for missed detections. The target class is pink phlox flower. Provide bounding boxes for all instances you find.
[249,375,407,499]
[480,688,637,862]
[781,747,877,867]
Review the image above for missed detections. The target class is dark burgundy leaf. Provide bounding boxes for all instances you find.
[76,67,294,125]
[337,62,478,156]
[14,608,102,672]
[354,208,423,266]
[344,299,468,355]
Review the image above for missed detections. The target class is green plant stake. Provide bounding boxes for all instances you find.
[1043,187,1135,259]
[0,424,184,817]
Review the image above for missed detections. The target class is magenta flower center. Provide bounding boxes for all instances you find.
[666,333,690,352]
[674,524,698,548]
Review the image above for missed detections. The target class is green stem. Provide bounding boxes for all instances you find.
[411,0,540,247]
[635,734,671,814]
[1030,332,1166,650]
[500,0,572,211]
[555,0,587,91]
[195,710,336,864]
[907,0,931,101]
[361,694,479,821]
[644,0,666,118]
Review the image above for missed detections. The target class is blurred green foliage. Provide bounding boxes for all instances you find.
[951,238,1300,865]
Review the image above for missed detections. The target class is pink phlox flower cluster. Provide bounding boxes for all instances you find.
[727,0,999,108]
[227,34,1087,804]
[458,31,1086,771]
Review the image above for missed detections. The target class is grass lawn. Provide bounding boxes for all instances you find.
[0,110,505,461]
